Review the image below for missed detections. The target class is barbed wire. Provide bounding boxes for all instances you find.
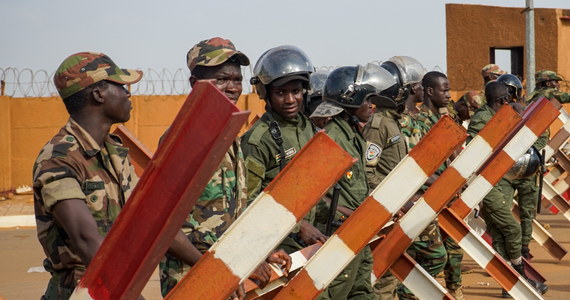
[1,64,449,97]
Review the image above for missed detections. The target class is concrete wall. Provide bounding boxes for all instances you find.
[0,93,265,191]
[446,4,565,92]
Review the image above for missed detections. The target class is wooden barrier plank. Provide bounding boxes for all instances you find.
[112,125,153,178]
[273,117,466,300]
[71,81,249,300]
[165,132,356,300]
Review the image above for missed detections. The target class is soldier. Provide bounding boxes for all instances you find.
[241,45,327,256]
[467,81,548,298]
[159,38,290,298]
[526,70,570,104]
[33,52,178,299]
[312,64,394,299]
[457,64,505,112]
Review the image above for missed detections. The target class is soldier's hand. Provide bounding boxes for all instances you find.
[227,283,245,300]
[266,249,291,276]
[249,262,272,288]
[299,220,328,244]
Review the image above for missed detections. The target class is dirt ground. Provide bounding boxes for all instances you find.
[0,196,568,299]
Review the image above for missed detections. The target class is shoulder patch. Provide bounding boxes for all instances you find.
[366,142,382,161]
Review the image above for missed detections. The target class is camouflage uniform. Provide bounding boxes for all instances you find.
[159,139,247,296]
[34,119,139,299]
[395,104,448,300]
[159,37,251,296]
[316,115,375,300]
[362,108,406,300]
[34,52,142,300]
[467,105,522,260]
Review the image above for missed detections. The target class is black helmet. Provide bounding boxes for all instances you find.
[323,64,396,108]
[504,147,541,180]
[380,56,426,105]
[305,71,329,115]
[496,74,523,101]
[250,45,314,100]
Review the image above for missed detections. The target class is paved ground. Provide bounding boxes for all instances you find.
[1,195,568,299]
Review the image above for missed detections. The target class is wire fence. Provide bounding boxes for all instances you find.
[2,64,448,97]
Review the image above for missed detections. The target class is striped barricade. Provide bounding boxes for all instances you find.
[439,97,560,298]
[164,131,356,300]
[272,116,466,300]
[512,201,567,261]
[71,81,250,300]
[370,105,521,292]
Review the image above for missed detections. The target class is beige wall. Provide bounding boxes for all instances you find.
[446,4,566,92]
[0,93,265,191]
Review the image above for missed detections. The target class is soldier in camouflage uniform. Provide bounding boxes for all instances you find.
[457,64,506,115]
[311,64,392,300]
[159,38,289,297]
[33,52,144,299]
[468,81,548,297]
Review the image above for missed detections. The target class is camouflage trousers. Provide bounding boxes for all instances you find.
[443,236,464,290]
[373,271,398,300]
[481,178,522,260]
[396,221,447,300]
[159,254,191,297]
[41,266,84,300]
[504,175,539,246]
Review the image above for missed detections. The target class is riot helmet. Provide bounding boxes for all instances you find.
[496,74,523,101]
[305,71,329,115]
[504,147,541,180]
[323,64,396,108]
[250,45,314,100]
[380,56,427,106]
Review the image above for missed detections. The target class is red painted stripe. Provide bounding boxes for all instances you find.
[272,269,320,300]
[477,105,521,147]
[423,168,465,212]
[335,199,391,253]
[449,199,471,220]
[485,256,518,290]
[165,252,239,300]
[268,131,356,217]
[408,116,466,174]
[524,98,560,135]
[76,81,249,300]
[390,253,416,281]
[479,151,514,186]
[372,225,412,277]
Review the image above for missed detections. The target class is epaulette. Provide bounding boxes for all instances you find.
[245,121,270,146]
[370,113,383,129]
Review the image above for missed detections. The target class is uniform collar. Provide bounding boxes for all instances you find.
[65,118,125,157]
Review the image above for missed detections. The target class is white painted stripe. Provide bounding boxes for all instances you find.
[212,192,297,279]
[458,231,495,267]
[451,136,492,178]
[0,215,36,228]
[502,126,538,160]
[70,287,95,300]
[371,157,427,214]
[507,277,543,300]
[542,182,557,200]
[461,176,493,209]
[370,273,378,284]
[399,199,437,240]
[558,107,570,124]
[553,180,569,194]
[564,210,570,219]
[401,264,448,300]
[305,235,356,290]
[289,248,310,271]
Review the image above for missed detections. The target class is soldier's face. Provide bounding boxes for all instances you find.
[191,62,243,102]
[430,77,451,108]
[268,80,304,120]
[103,82,132,123]
[354,99,373,122]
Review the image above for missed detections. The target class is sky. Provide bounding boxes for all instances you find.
[1,0,570,95]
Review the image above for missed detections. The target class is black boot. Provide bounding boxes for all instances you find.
[521,245,533,260]
[512,262,548,295]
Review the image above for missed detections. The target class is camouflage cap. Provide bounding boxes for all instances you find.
[310,101,344,118]
[54,52,143,99]
[535,70,563,84]
[186,37,250,71]
[481,64,506,77]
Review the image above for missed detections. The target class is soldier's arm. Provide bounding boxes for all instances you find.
[167,231,203,266]
[52,199,104,266]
